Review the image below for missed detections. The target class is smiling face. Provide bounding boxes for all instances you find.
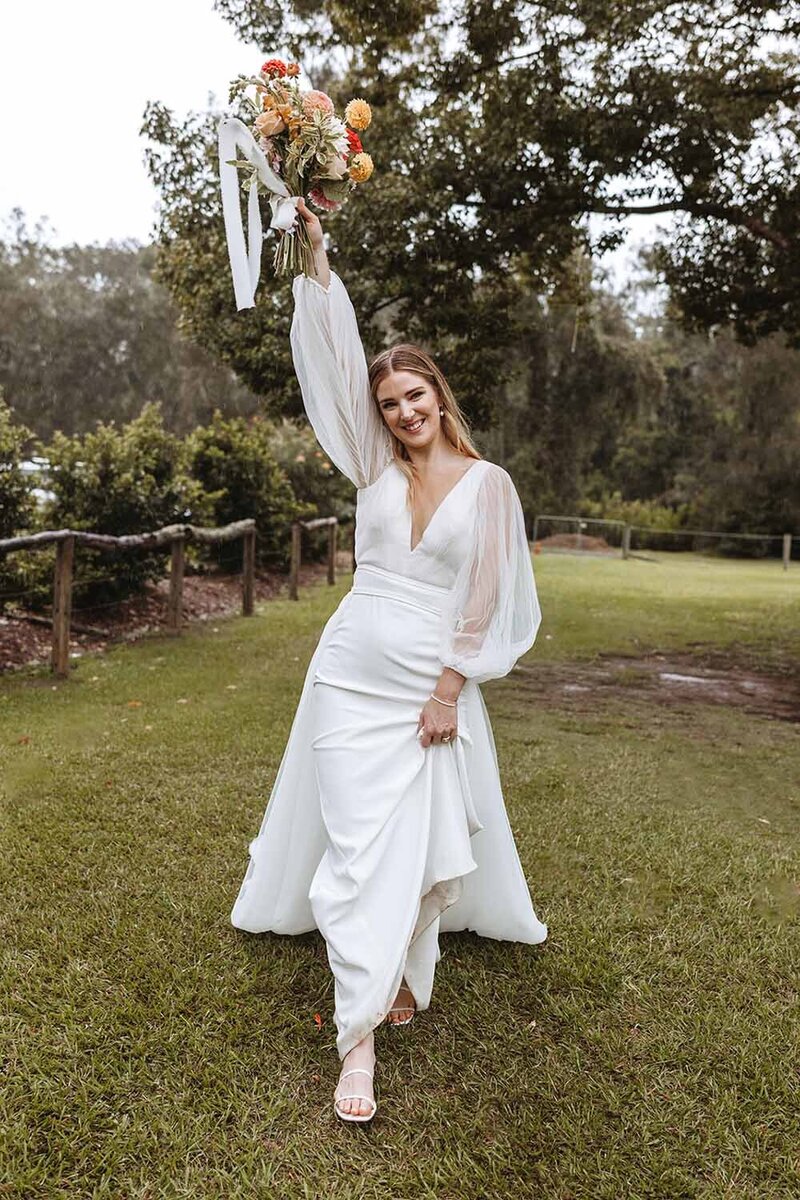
[375,369,444,451]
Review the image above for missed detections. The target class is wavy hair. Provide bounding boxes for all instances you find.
[367,343,481,504]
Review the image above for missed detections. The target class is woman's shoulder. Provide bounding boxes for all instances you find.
[471,458,516,493]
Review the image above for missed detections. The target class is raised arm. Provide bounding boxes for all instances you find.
[289,201,391,490]
[438,464,542,685]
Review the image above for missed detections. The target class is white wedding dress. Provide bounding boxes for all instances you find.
[230,271,548,1058]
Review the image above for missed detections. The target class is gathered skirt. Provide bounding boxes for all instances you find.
[231,564,548,1059]
[310,564,484,1056]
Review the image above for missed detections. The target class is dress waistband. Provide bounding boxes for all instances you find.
[351,563,450,616]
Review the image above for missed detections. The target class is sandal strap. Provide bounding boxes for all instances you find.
[338,1067,374,1082]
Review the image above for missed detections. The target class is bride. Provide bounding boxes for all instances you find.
[230,198,548,1123]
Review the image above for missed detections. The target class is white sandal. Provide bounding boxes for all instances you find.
[384,985,416,1027]
[333,1066,377,1124]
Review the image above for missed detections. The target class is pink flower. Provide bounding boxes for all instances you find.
[302,90,334,118]
[255,109,286,137]
[319,155,349,180]
[308,186,341,212]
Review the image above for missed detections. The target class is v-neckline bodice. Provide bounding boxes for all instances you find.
[408,460,481,554]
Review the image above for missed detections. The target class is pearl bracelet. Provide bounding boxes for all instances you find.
[430,692,457,707]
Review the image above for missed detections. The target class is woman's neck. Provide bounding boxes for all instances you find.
[406,437,465,476]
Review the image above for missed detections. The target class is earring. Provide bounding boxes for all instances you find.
[439,406,444,416]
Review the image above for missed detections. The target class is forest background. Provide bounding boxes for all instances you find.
[2,0,799,602]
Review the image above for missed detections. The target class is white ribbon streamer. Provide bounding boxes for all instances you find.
[218,116,301,310]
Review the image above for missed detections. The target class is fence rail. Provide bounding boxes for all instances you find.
[532,514,796,568]
[288,516,340,601]
[1,519,257,678]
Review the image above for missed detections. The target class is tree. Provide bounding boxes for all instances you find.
[0,212,260,440]
[142,0,800,429]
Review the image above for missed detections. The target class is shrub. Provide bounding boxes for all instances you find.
[268,419,356,519]
[579,490,691,531]
[188,413,307,572]
[0,396,36,539]
[267,419,356,561]
[0,397,49,610]
[42,403,208,601]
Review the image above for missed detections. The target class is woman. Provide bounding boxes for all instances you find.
[230,199,548,1123]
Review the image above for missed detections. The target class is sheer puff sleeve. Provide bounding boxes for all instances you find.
[439,463,542,685]
[290,271,391,490]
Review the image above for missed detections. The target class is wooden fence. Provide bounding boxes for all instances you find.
[288,516,340,601]
[0,519,256,678]
[532,513,796,567]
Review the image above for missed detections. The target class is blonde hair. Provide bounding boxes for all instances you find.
[367,343,481,503]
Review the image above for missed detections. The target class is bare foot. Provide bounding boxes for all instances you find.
[385,979,416,1025]
[334,1031,376,1120]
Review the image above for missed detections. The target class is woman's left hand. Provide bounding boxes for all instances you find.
[417,696,458,748]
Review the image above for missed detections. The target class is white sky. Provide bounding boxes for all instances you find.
[0,0,259,244]
[0,0,666,290]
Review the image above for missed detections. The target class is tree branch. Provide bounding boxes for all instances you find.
[590,201,791,250]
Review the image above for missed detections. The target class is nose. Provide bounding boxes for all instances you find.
[398,400,417,421]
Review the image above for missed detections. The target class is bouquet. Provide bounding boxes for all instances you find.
[218,57,373,309]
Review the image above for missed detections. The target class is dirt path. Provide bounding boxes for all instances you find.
[512,650,800,723]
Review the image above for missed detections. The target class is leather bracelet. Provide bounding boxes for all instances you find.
[430,692,457,707]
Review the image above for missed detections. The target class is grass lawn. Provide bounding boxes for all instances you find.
[1,553,798,1198]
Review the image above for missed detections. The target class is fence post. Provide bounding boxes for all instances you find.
[51,535,75,678]
[783,533,792,571]
[575,518,583,552]
[622,525,632,560]
[532,515,539,546]
[242,527,256,615]
[289,521,301,600]
[327,521,337,586]
[167,535,185,633]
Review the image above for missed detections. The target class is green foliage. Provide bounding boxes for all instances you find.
[268,419,357,562]
[0,394,35,539]
[0,213,260,440]
[580,491,691,531]
[142,0,800,429]
[188,412,307,571]
[481,283,664,521]
[267,419,355,521]
[0,395,44,609]
[43,404,208,600]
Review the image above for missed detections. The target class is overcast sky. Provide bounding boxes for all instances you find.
[0,0,664,288]
[1,0,259,244]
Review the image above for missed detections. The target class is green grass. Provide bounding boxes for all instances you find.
[1,555,798,1198]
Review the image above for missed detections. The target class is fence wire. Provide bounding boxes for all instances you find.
[533,514,797,563]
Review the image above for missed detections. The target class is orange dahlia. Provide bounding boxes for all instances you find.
[348,152,374,183]
[344,98,372,131]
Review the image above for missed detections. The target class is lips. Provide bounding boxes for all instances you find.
[402,417,425,433]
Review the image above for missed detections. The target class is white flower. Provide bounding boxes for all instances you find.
[319,155,349,180]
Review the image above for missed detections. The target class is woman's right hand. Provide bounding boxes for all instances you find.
[296,198,330,288]
[296,197,324,253]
